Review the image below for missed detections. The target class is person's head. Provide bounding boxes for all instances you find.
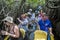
[29,9,32,12]
[35,13,39,17]
[28,14,31,18]
[25,13,28,18]
[41,13,48,21]
[40,9,43,13]
[40,13,46,17]
[3,16,13,26]
[21,14,26,19]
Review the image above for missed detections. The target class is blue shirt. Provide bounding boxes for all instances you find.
[38,19,52,32]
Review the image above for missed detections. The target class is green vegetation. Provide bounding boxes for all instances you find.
[0,0,45,19]
[26,0,45,8]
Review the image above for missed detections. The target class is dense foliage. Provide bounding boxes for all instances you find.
[0,0,45,20]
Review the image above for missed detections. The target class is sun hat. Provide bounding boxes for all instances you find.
[3,16,13,23]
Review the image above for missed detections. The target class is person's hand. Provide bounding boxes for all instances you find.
[1,30,9,35]
[1,30,5,35]
[5,31,9,35]
[50,32,54,36]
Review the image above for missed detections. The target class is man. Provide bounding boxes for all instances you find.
[38,13,53,34]
[27,9,35,22]
[1,16,19,40]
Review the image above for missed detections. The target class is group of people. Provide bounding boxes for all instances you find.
[0,8,53,40]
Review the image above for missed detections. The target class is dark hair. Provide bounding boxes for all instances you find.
[28,14,31,18]
[35,14,39,17]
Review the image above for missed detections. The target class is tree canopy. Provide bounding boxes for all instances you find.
[0,0,45,20]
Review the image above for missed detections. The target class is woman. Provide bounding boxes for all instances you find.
[1,16,20,40]
[17,14,28,32]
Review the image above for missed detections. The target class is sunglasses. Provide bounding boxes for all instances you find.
[4,21,7,23]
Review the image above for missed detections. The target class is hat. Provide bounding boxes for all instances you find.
[29,9,32,12]
[3,16,13,23]
[25,13,28,16]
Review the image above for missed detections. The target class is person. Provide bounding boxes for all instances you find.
[1,16,20,40]
[28,18,40,32]
[37,5,42,11]
[27,9,35,22]
[35,13,41,22]
[38,13,53,34]
[17,13,29,40]
[24,18,40,40]
[35,5,42,14]
[17,14,28,32]
[35,10,44,22]
[27,9,33,15]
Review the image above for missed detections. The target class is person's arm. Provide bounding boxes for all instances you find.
[46,20,53,35]
[37,23,40,30]
[4,25,20,38]
[11,25,19,38]
[49,27,53,35]
[35,20,40,30]
[17,18,23,24]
